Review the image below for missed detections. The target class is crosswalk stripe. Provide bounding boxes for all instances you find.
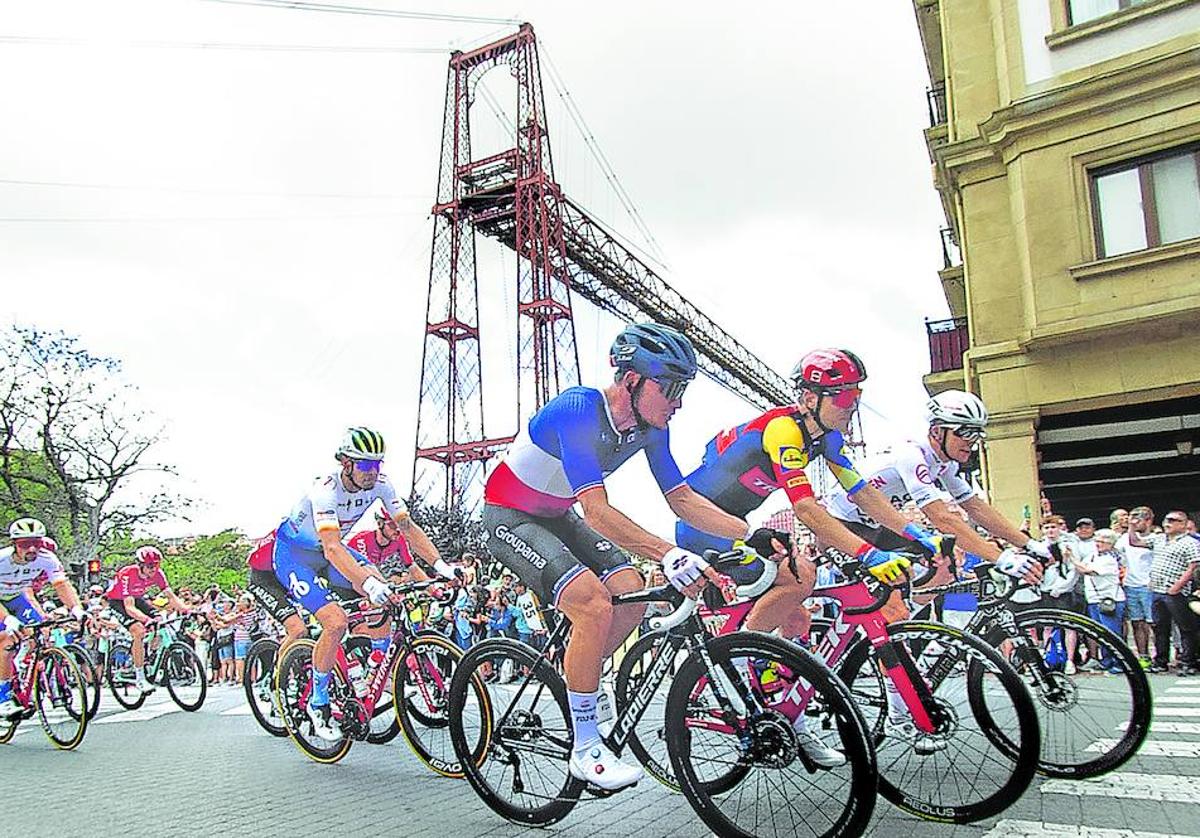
[1041,771,1200,804]
[984,818,1180,837]
[1154,695,1200,704]
[221,705,253,716]
[93,703,182,725]
[1119,720,1200,734]
[1157,706,1200,717]
[1165,684,1200,692]
[1086,739,1200,757]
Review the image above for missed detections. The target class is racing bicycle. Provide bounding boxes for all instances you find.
[0,617,90,750]
[106,614,207,712]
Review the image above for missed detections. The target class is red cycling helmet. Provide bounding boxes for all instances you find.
[41,537,58,553]
[789,348,867,393]
[135,545,164,567]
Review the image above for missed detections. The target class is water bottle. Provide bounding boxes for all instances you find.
[346,657,369,699]
[368,649,386,670]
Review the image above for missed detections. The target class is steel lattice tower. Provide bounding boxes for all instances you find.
[413,24,580,513]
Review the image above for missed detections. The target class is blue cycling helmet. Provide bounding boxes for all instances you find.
[610,323,697,382]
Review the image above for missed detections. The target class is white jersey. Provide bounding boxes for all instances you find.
[826,438,976,526]
[279,471,408,548]
[0,546,67,598]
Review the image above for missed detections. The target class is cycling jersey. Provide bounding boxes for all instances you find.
[0,546,66,599]
[685,407,866,517]
[345,529,413,569]
[105,564,170,600]
[826,438,975,526]
[279,472,407,548]
[484,386,686,517]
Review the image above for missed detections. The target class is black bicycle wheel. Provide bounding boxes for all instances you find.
[449,638,579,826]
[665,632,876,838]
[164,643,207,712]
[985,608,1151,778]
[34,647,89,750]
[244,638,287,737]
[394,632,485,777]
[837,620,1039,824]
[105,640,146,711]
[275,639,353,764]
[64,643,101,721]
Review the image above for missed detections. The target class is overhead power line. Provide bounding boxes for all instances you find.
[198,0,521,26]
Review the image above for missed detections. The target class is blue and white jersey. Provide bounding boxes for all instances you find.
[484,386,686,517]
[278,471,407,549]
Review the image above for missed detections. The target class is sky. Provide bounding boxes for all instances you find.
[1,0,950,541]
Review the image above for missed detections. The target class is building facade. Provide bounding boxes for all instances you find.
[914,0,1200,525]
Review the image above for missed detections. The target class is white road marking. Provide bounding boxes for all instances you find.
[1041,771,1200,804]
[1154,695,1200,704]
[1086,739,1200,757]
[984,819,1179,837]
[1156,706,1200,717]
[221,704,253,716]
[93,703,182,724]
[1117,720,1200,734]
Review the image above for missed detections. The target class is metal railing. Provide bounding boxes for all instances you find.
[926,83,947,127]
[926,316,968,373]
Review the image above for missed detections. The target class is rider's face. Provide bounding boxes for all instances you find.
[12,538,41,562]
[942,428,978,464]
[348,458,381,489]
[637,376,682,429]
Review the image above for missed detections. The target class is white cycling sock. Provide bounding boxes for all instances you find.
[568,690,600,755]
[885,679,907,722]
[595,688,614,728]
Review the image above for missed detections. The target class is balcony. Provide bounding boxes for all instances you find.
[926,83,947,128]
[926,316,968,373]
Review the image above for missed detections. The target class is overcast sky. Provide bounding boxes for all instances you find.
[2,0,949,541]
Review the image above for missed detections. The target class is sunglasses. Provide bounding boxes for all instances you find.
[1165,516,1186,524]
[654,377,690,402]
[352,458,383,472]
[13,538,42,550]
[951,426,985,442]
[825,387,862,409]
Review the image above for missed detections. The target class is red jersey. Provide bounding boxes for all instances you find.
[105,564,170,600]
[346,530,413,568]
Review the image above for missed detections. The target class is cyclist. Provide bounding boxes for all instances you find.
[483,322,754,791]
[245,531,308,648]
[272,427,455,741]
[679,350,936,628]
[104,544,190,693]
[346,507,419,579]
[1,518,87,718]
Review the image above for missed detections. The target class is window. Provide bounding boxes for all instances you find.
[1092,146,1200,258]
[1067,0,1151,25]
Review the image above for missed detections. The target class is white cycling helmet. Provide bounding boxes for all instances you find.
[8,517,48,540]
[926,390,988,431]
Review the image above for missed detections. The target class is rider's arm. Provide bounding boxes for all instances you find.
[123,596,153,624]
[318,527,384,590]
[163,589,189,613]
[790,495,875,556]
[577,485,677,561]
[922,500,1003,560]
[664,485,747,541]
[50,578,82,611]
[958,497,1035,554]
[849,482,925,540]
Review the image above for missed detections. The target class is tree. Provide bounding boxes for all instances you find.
[407,496,486,560]
[0,325,190,558]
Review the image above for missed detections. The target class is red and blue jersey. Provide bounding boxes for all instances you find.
[684,407,867,518]
[484,386,686,517]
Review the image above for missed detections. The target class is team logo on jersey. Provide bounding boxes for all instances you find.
[786,475,809,489]
[915,464,934,485]
[595,540,612,552]
[779,446,804,471]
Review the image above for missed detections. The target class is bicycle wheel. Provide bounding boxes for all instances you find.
[243,638,287,737]
[34,647,89,750]
[613,630,691,791]
[394,632,485,776]
[274,638,353,764]
[64,643,101,720]
[164,643,207,712]
[986,608,1151,778]
[837,620,1039,824]
[664,632,876,838]
[449,638,577,826]
[105,640,146,711]
[0,716,16,744]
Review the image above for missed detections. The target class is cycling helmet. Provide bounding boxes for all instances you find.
[336,427,386,462]
[41,536,58,553]
[789,349,867,393]
[375,506,396,526]
[610,323,697,382]
[8,517,47,540]
[135,545,164,567]
[926,390,988,430]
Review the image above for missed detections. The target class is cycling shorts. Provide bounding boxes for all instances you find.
[246,567,300,626]
[272,527,369,616]
[482,504,632,607]
[0,593,41,627]
[106,596,155,627]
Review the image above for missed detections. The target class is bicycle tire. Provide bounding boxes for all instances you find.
[449,638,578,827]
[613,630,682,790]
[665,632,877,838]
[64,643,101,720]
[0,716,16,744]
[105,640,147,711]
[837,620,1039,824]
[394,632,485,777]
[243,638,287,737]
[983,608,1151,778]
[164,643,207,712]
[274,638,353,764]
[34,646,89,750]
